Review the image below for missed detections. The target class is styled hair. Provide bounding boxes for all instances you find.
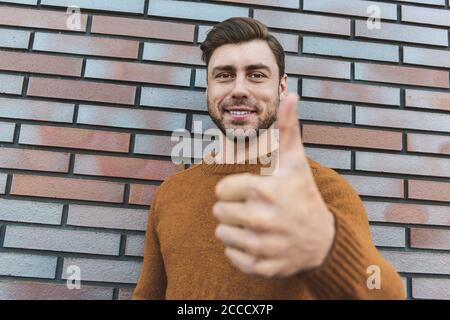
[200,17,285,80]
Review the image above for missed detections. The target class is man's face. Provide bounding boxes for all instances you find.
[206,39,287,138]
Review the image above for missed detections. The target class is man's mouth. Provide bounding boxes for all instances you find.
[223,106,257,121]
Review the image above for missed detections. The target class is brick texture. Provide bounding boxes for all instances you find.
[0,0,448,300]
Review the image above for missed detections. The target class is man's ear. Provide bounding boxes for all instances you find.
[279,73,288,99]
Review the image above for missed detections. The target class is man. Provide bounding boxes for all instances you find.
[132,17,406,299]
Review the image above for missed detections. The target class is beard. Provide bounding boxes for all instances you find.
[206,94,279,140]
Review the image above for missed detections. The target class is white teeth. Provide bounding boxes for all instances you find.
[229,110,251,115]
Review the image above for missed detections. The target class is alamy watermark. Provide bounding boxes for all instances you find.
[170,121,280,176]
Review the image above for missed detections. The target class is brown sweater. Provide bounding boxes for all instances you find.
[132,157,406,300]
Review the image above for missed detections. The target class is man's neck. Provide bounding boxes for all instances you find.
[212,124,279,165]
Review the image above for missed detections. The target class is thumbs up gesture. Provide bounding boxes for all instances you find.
[213,93,336,278]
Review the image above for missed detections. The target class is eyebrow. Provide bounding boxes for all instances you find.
[211,63,272,76]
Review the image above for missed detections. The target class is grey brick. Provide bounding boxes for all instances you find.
[304,147,351,170]
[303,37,399,62]
[198,25,299,52]
[303,0,397,20]
[62,258,142,284]
[0,198,62,225]
[355,20,448,47]
[125,235,144,257]
[0,122,15,142]
[134,134,176,157]
[148,0,248,22]
[254,9,350,36]
[381,251,450,275]
[0,252,57,279]
[300,101,352,123]
[77,105,186,132]
[40,0,145,13]
[0,74,23,95]
[67,204,148,231]
[0,173,6,193]
[4,225,121,256]
[0,97,74,123]
[0,28,30,49]
[0,280,114,300]
[370,225,406,248]
[404,46,450,69]
[140,87,206,111]
[0,0,38,4]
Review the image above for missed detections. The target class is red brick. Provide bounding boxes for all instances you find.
[19,124,131,153]
[73,154,184,181]
[364,201,450,226]
[302,79,400,105]
[285,56,350,79]
[411,228,450,250]
[0,6,88,31]
[412,278,450,300]
[129,184,158,205]
[303,124,402,150]
[0,50,82,77]
[91,15,195,42]
[254,9,350,36]
[84,59,191,87]
[355,63,449,88]
[118,288,134,300]
[409,180,450,202]
[405,90,450,112]
[143,42,203,65]
[0,281,113,300]
[407,133,450,156]
[0,147,69,172]
[27,77,136,105]
[33,32,139,59]
[356,152,450,178]
[11,174,125,203]
[342,175,404,198]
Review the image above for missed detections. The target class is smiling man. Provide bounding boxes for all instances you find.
[132,17,406,300]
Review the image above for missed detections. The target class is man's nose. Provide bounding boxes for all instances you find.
[230,74,250,99]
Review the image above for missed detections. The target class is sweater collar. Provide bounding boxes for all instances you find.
[199,152,275,175]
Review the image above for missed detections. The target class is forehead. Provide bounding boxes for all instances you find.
[208,39,277,72]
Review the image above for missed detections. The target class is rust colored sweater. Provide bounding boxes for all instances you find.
[132,158,406,300]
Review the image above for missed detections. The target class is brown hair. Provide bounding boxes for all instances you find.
[200,17,285,81]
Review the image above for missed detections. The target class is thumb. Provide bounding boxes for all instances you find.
[277,93,307,172]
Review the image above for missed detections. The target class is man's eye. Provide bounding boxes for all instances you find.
[216,73,231,79]
[249,73,265,79]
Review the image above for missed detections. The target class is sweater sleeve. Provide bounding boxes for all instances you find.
[298,165,406,300]
[132,186,167,300]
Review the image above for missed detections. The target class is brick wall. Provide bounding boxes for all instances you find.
[0,0,449,300]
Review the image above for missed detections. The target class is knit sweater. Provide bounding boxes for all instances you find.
[132,157,406,300]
